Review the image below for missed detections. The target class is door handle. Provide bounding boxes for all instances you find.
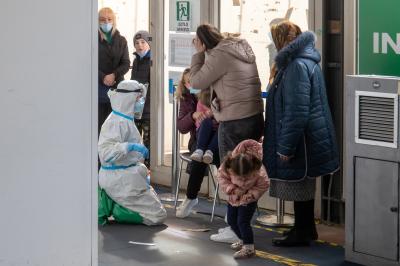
[390,207,398,213]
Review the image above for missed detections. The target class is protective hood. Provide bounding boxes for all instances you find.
[213,37,256,64]
[275,31,321,70]
[108,80,145,117]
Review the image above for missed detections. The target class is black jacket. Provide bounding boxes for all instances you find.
[263,31,339,181]
[98,30,130,102]
[131,51,151,120]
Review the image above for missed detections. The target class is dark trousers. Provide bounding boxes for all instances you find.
[136,119,150,167]
[294,199,317,236]
[98,102,112,135]
[196,118,218,154]
[227,202,257,244]
[218,113,264,161]
[186,149,220,200]
[186,161,208,199]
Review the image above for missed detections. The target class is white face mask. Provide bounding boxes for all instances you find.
[189,87,201,94]
[100,22,113,33]
[137,50,149,58]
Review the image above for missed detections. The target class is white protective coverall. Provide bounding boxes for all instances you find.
[98,80,167,225]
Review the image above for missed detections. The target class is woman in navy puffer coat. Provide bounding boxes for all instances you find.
[263,21,339,247]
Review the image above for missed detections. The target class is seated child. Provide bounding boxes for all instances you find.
[98,80,167,226]
[218,139,270,259]
[189,88,219,164]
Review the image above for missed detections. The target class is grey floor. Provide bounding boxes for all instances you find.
[99,191,361,266]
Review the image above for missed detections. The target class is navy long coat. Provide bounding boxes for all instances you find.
[263,31,339,181]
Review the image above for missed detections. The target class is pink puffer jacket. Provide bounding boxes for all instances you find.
[217,139,269,206]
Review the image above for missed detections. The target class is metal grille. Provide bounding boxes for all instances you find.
[358,96,395,143]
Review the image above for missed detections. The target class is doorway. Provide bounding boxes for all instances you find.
[98,0,150,80]
[149,0,216,192]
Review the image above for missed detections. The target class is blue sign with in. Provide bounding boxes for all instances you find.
[169,78,175,94]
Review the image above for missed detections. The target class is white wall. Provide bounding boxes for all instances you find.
[0,1,97,265]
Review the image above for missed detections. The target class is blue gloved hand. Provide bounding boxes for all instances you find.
[127,143,149,159]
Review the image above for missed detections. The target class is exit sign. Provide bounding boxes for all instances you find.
[177,1,190,21]
[176,1,190,32]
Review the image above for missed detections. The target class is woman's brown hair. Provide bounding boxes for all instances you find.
[270,20,302,51]
[176,68,191,100]
[196,24,224,50]
[269,21,302,83]
[224,152,262,177]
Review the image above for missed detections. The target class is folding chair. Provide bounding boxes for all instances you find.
[174,152,220,222]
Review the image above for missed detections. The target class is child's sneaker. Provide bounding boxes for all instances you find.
[210,227,240,243]
[218,226,230,233]
[190,149,204,162]
[202,150,213,164]
[233,246,255,259]
[230,241,243,251]
[176,197,198,218]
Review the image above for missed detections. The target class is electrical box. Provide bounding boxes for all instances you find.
[345,75,400,266]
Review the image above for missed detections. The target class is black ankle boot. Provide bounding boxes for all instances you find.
[310,227,318,240]
[282,227,295,236]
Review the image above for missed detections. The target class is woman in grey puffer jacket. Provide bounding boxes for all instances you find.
[190,24,264,161]
[190,24,264,244]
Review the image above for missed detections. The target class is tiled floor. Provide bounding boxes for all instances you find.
[99,189,359,266]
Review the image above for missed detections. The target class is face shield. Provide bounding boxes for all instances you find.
[108,80,147,119]
[112,88,144,118]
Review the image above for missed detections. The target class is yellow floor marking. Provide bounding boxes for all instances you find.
[256,250,317,266]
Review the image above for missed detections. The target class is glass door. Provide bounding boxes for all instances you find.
[98,0,150,80]
[149,0,215,187]
[162,0,212,167]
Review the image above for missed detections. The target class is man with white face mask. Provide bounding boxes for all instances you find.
[131,30,152,167]
[98,80,167,226]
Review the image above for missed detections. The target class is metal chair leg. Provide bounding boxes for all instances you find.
[211,182,219,222]
[174,159,184,209]
[208,165,220,205]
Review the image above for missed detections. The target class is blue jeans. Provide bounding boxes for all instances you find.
[227,202,258,244]
[196,118,219,154]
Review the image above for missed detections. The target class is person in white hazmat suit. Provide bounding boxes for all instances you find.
[98,80,167,226]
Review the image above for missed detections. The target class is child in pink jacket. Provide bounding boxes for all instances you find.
[218,139,269,259]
